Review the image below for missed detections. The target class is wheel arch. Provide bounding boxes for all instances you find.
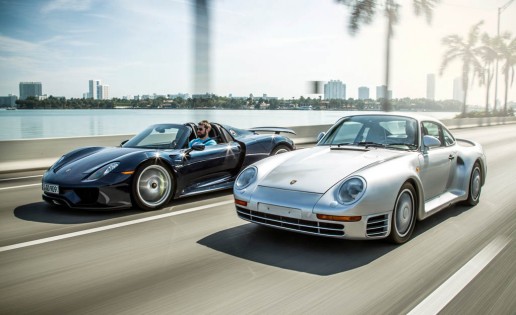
[405,177,424,221]
[270,142,294,155]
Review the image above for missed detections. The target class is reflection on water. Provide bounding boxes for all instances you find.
[0,109,458,140]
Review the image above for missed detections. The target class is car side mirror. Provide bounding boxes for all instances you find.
[191,142,205,151]
[316,132,326,143]
[184,142,206,155]
[423,135,441,149]
[120,140,128,147]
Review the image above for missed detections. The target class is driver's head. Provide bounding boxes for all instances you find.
[197,120,211,138]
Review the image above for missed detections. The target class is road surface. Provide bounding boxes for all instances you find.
[0,124,515,314]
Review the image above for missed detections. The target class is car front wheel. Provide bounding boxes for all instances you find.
[388,182,416,244]
[132,161,173,211]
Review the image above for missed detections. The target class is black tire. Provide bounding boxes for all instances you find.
[132,161,174,211]
[464,162,482,206]
[388,182,417,244]
[271,144,291,155]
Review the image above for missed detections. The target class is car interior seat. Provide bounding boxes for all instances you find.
[365,124,386,143]
[208,125,222,144]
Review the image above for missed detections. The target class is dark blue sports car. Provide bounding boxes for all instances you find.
[42,122,295,211]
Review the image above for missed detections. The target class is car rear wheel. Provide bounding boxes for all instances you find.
[464,162,481,206]
[132,161,173,211]
[388,182,416,244]
[271,145,291,155]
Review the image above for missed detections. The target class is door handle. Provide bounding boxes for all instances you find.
[448,155,455,160]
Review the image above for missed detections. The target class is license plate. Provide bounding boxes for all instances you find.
[42,183,59,194]
[258,203,301,219]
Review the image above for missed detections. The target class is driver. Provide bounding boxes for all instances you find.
[189,120,217,148]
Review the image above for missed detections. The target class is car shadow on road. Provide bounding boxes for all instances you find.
[13,202,141,224]
[13,190,233,224]
[198,204,473,276]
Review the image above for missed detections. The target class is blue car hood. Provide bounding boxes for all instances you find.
[52,147,174,178]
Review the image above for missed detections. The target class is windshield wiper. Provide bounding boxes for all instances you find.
[355,141,386,148]
[332,142,353,147]
[385,143,418,150]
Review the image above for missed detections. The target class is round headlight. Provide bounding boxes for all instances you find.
[235,166,257,190]
[337,177,366,205]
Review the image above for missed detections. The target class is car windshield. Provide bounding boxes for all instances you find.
[122,124,189,149]
[319,115,419,150]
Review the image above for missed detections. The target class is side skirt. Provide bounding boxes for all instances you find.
[421,191,467,220]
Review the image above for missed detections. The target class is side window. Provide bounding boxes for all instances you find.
[443,128,455,146]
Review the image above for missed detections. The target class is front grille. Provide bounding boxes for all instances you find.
[367,214,389,237]
[236,206,344,237]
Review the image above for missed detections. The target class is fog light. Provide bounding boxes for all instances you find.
[235,199,248,207]
[317,214,362,222]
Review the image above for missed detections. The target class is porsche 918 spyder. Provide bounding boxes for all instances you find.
[42,122,295,211]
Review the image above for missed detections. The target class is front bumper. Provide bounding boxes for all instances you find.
[42,183,132,210]
[234,186,391,240]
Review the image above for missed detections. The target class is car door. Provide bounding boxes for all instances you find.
[177,141,242,194]
[419,121,457,200]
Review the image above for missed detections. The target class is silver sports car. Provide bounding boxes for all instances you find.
[233,113,486,244]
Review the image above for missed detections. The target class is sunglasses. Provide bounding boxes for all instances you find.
[197,127,205,131]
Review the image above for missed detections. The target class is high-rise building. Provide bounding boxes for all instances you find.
[89,80,101,99]
[324,80,346,100]
[358,86,369,100]
[376,85,392,100]
[19,82,42,100]
[97,85,110,100]
[426,74,435,101]
[453,77,463,102]
[0,94,18,106]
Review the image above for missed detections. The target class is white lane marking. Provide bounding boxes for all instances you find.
[407,236,510,315]
[0,183,41,191]
[0,200,234,253]
[0,175,43,182]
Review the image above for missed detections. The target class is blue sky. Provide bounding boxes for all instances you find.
[0,0,515,106]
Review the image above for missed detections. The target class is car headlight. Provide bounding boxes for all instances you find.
[337,176,366,205]
[86,162,120,181]
[235,166,257,190]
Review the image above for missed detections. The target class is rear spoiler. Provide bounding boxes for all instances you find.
[248,127,296,135]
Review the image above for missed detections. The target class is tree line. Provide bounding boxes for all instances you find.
[14,95,495,114]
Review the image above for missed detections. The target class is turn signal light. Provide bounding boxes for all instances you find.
[235,199,248,207]
[121,171,135,175]
[316,214,362,222]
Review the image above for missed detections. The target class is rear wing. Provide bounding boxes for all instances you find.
[248,127,296,135]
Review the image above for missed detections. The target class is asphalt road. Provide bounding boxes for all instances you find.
[0,124,515,315]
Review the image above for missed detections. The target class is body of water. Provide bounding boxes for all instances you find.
[0,109,459,140]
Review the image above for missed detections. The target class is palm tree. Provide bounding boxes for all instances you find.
[478,33,499,113]
[335,0,439,112]
[496,32,516,115]
[439,21,484,116]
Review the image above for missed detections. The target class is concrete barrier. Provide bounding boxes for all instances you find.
[1,117,515,174]
[0,125,333,173]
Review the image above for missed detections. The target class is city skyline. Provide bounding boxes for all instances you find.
[0,0,515,106]
[5,76,507,104]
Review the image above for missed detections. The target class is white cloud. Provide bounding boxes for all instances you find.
[41,0,93,13]
[0,35,40,53]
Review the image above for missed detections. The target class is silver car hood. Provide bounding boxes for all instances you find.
[258,146,404,193]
